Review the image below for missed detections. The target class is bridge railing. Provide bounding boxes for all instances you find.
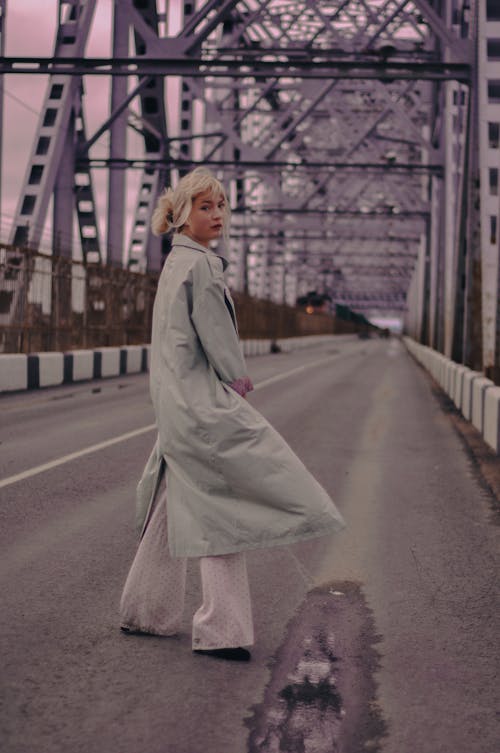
[0,244,356,354]
[0,245,157,353]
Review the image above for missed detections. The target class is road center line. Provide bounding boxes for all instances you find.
[0,350,345,489]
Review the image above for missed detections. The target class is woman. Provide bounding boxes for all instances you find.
[119,167,345,662]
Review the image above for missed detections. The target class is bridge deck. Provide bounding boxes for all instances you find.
[1,337,498,753]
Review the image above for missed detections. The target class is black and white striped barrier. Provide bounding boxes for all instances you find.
[0,346,151,393]
[0,334,353,395]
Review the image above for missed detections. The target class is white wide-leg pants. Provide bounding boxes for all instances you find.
[119,488,254,650]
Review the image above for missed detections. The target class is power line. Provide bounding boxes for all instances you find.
[3,88,40,116]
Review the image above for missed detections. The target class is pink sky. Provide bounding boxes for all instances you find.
[1,0,155,256]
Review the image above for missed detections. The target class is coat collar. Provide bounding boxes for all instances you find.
[171,233,229,271]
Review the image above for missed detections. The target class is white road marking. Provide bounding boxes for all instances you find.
[0,425,156,489]
[0,350,347,489]
[252,352,339,390]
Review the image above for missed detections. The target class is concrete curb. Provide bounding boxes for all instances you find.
[484,387,500,453]
[64,349,94,383]
[463,370,486,421]
[0,354,28,392]
[452,365,469,409]
[94,347,120,378]
[27,352,64,389]
[471,377,495,433]
[0,335,348,394]
[403,336,498,455]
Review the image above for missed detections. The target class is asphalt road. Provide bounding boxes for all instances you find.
[1,335,499,753]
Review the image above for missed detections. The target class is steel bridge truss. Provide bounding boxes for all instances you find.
[2,0,496,376]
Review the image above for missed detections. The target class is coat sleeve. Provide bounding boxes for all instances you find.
[191,255,253,397]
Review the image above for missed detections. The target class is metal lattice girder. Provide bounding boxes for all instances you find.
[1,0,99,353]
[104,0,201,270]
[193,76,436,300]
[107,1,129,267]
[3,0,485,334]
[177,1,197,169]
[127,164,163,270]
[127,0,170,271]
[74,106,102,264]
[175,0,469,316]
[477,0,500,374]
[404,2,479,356]
[9,0,97,250]
[121,0,239,270]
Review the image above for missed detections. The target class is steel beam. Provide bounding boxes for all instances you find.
[411,0,472,60]
[107,3,128,266]
[126,0,170,272]
[9,0,97,250]
[478,1,500,378]
[0,57,472,82]
[230,232,420,241]
[76,157,443,173]
[231,208,429,217]
[80,77,152,155]
[53,108,75,257]
[74,107,102,264]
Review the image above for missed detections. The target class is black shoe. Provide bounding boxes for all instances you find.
[120,625,153,636]
[193,647,251,661]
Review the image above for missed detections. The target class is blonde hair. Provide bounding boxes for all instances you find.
[151,167,231,239]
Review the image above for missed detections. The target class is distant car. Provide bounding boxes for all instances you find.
[357,330,370,339]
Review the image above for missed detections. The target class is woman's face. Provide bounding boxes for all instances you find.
[183,190,225,248]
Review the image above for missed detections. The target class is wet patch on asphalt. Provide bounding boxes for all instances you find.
[246,581,388,753]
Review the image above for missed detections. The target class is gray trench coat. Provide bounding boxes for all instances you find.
[136,233,345,557]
